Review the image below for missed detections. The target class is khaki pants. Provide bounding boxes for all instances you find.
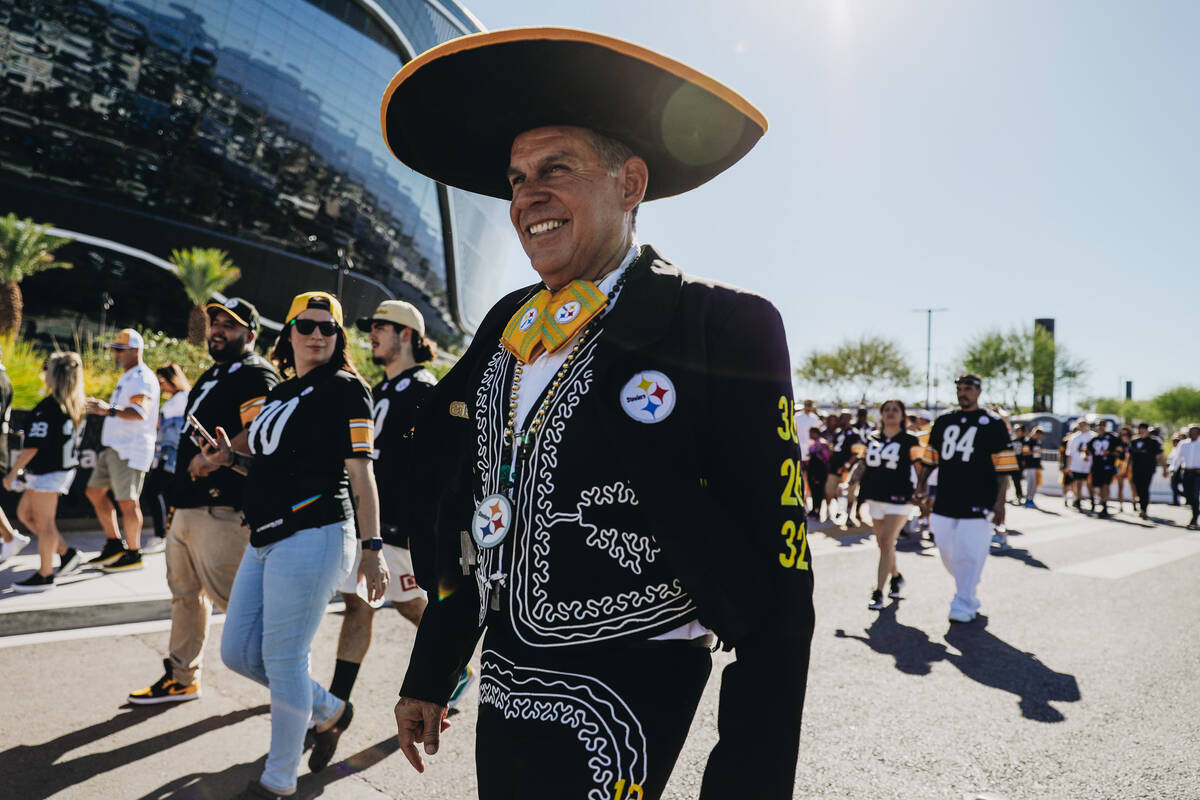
[166,506,250,686]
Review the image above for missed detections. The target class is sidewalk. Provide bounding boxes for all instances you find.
[0,527,177,636]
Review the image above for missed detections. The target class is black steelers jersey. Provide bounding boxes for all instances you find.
[922,409,1018,518]
[242,363,374,547]
[1087,432,1121,470]
[1020,438,1043,469]
[24,397,79,474]
[1129,436,1162,473]
[858,430,921,504]
[372,365,435,540]
[829,427,864,470]
[169,352,279,509]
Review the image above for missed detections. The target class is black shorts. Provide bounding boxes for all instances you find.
[1090,467,1115,486]
[1071,472,1090,483]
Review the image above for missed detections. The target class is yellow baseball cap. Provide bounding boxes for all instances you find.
[284,291,343,327]
[108,328,144,349]
[355,300,425,337]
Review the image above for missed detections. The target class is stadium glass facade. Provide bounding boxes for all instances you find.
[0,0,511,341]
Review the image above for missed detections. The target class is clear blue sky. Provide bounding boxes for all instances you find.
[463,0,1198,412]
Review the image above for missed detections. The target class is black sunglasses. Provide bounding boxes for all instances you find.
[290,318,340,336]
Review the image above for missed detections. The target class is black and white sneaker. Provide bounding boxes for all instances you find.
[868,589,885,610]
[102,550,144,572]
[58,548,82,578]
[13,572,55,593]
[87,539,126,566]
[888,574,905,599]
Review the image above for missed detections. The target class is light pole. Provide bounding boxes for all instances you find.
[913,307,947,410]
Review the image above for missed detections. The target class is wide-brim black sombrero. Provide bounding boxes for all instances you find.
[380,27,767,201]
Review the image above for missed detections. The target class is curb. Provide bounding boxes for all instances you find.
[0,597,172,637]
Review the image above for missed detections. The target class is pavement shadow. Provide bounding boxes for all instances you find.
[989,546,1050,570]
[1,704,269,799]
[137,735,401,799]
[835,603,948,676]
[943,616,1081,723]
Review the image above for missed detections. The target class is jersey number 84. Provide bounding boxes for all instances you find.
[940,425,976,462]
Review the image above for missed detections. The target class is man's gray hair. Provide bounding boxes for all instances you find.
[586,130,640,228]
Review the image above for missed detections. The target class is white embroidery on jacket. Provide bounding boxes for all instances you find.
[478,649,647,800]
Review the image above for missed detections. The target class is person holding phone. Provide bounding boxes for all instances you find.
[127,300,278,705]
[201,291,389,799]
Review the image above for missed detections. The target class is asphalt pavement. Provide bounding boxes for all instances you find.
[1,497,1198,799]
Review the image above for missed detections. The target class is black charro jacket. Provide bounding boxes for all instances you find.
[399,246,814,797]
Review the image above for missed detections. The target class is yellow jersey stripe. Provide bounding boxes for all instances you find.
[239,396,267,425]
[992,452,1019,472]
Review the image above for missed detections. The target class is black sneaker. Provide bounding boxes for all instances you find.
[129,659,201,704]
[309,700,353,773]
[87,539,126,566]
[867,589,884,610]
[58,548,82,578]
[888,574,905,599]
[235,780,287,799]
[13,572,55,593]
[102,550,143,572]
[1099,507,1110,519]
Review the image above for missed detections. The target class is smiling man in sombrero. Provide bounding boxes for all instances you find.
[384,28,814,799]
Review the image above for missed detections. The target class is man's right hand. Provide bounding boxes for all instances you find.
[395,696,450,773]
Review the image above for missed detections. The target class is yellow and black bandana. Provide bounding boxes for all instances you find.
[501,280,608,364]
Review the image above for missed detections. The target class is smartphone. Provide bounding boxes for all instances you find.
[186,413,220,450]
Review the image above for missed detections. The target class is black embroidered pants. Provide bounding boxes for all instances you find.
[474,625,711,800]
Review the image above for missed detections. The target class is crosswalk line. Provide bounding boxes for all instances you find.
[1056,536,1200,579]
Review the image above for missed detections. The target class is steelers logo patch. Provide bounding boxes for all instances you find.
[518,307,540,332]
[472,493,512,549]
[396,377,411,392]
[979,415,989,425]
[229,362,242,373]
[620,370,676,424]
[555,301,582,324]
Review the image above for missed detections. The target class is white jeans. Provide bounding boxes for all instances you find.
[1024,468,1039,500]
[930,513,992,618]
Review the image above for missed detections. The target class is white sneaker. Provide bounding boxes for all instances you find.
[948,609,976,624]
[0,531,32,563]
[141,536,167,555]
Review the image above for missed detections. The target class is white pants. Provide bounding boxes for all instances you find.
[930,513,992,618]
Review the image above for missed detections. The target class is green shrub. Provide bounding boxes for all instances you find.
[1,335,50,409]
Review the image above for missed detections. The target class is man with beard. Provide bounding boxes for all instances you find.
[128,299,279,704]
[312,301,472,771]
[917,374,1017,623]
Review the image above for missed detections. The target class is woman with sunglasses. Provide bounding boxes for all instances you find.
[201,291,390,799]
[858,398,922,610]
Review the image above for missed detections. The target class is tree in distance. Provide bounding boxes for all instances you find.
[1090,386,1200,427]
[170,248,241,345]
[796,335,914,404]
[962,324,1087,412]
[0,214,73,338]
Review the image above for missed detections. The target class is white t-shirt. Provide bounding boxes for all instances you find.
[794,412,823,459]
[1067,431,1095,474]
[101,362,160,471]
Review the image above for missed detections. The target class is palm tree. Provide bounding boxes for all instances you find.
[170,248,241,345]
[0,214,73,337]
